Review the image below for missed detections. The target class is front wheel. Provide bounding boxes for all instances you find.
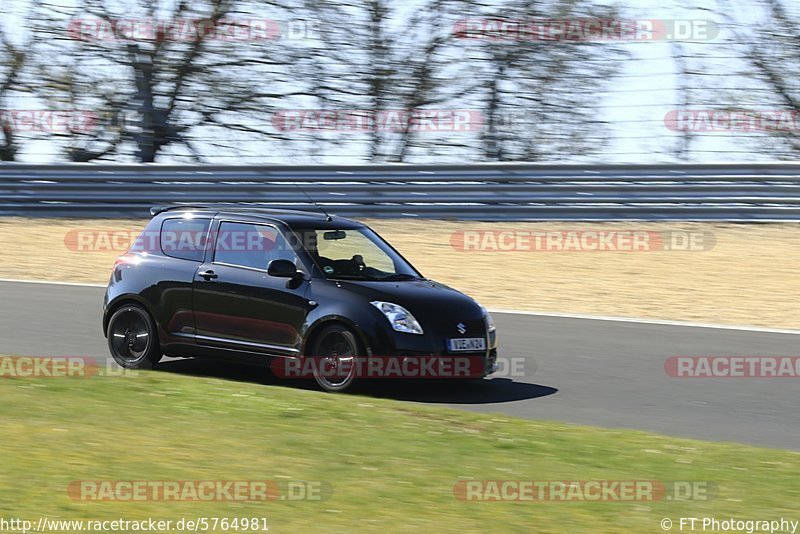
[309,325,361,392]
[106,303,162,369]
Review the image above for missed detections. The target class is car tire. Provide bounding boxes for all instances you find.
[309,324,361,393]
[106,303,162,369]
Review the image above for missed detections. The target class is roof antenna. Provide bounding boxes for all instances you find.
[293,181,332,222]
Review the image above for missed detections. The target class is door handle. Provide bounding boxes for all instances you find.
[198,270,218,280]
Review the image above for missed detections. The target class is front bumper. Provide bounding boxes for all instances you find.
[357,310,498,379]
[376,333,498,379]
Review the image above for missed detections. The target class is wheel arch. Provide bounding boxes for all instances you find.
[103,295,157,337]
[302,316,372,358]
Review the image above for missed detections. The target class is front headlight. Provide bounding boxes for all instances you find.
[480,305,496,332]
[370,301,424,335]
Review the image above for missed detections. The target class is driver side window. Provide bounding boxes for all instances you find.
[214,222,297,270]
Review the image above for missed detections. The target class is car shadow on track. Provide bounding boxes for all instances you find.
[155,358,557,405]
[359,378,557,404]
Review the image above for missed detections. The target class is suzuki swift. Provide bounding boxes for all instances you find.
[103,206,498,392]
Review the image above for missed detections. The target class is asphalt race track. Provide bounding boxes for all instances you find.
[1,280,797,450]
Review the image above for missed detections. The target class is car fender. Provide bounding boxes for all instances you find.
[301,314,375,358]
[103,293,158,337]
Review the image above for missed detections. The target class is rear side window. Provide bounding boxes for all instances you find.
[159,218,210,262]
[213,221,297,270]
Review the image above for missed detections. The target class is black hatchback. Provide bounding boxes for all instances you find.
[103,207,498,391]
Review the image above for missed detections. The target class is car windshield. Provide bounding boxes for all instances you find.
[292,227,421,281]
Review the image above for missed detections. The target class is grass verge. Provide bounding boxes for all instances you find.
[1,371,798,533]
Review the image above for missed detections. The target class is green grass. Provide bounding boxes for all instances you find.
[1,371,799,533]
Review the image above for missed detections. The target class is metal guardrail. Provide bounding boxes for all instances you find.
[1,163,800,220]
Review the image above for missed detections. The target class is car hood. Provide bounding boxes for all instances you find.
[334,278,485,322]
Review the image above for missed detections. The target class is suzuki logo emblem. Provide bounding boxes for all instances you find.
[457,323,466,334]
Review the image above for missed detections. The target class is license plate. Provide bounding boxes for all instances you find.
[448,337,486,352]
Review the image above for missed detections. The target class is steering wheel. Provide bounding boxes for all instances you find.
[328,255,365,275]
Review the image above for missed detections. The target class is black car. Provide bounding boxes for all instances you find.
[103,206,498,391]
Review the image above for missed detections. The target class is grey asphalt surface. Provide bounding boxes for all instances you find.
[0,280,797,450]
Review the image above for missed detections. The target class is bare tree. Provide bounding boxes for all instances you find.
[300,0,624,162]
[7,0,628,163]
[465,0,627,161]
[703,0,800,158]
[671,42,693,160]
[0,1,40,161]
[747,0,800,153]
[30,0,308,162]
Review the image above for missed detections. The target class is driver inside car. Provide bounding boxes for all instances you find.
[297,230,365,275]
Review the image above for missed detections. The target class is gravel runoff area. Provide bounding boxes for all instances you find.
[0,217,797,330]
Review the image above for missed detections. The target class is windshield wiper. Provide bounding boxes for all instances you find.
[328,274,374,281]
[328,273,419,282]
[381,273,420,281]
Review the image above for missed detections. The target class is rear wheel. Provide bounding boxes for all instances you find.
[106,304,161,369]
[309,325,361,392]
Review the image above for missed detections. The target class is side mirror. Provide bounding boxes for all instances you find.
[268,259,303,279]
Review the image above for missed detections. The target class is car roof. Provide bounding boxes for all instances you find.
[152,206,364,229]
